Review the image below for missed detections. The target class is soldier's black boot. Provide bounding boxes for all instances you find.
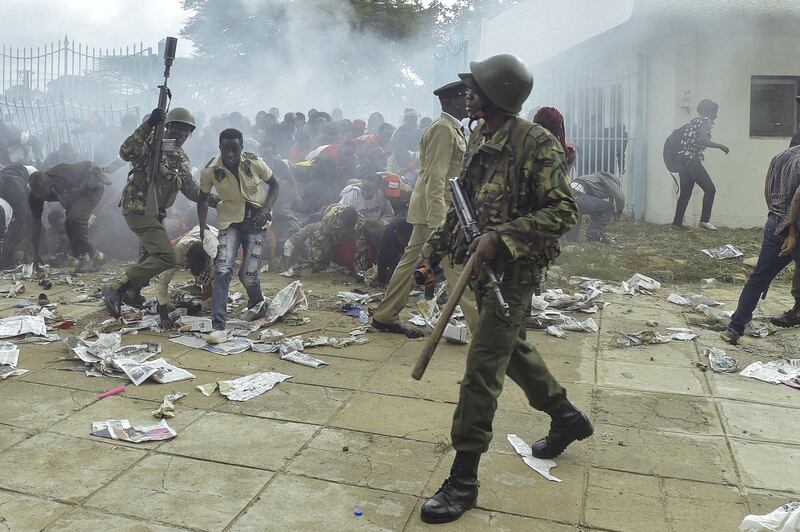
[769,300,800,328]
[103,279,130,319]
[420,451,480,524]
[531,398,593,459]
[74,253,93,273]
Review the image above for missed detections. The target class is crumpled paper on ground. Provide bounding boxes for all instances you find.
[615,327,696,347]
[739,501,800,532]
[569,273,660,296]
[152,391,189,418]
[265,280,308,325]
[90,419,177,443]
[198,371,292,401]
[506,434,561,482]
[702,244,743,260]
[0,315,47,338]
[739,359,800,385]
[705,347,739,373]
[280,350,328,368]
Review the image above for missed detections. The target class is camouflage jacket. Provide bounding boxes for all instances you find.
[421,116,577,268]
[118,122,200,216]
[310,203,367,270]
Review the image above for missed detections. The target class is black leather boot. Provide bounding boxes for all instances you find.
[531,398,593,459]
[420,451,480,524]
[770,301,800,328]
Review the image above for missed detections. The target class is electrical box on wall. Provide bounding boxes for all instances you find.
[680,89,693,112]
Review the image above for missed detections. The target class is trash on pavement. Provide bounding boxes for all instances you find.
[506,434,561,482]
[280,350,328,368]
[739,359,800,385]
[744,321,770,338]
[0,366,27,380]
[705,347,739,373]
[265,280,308,325]
[701,244,743,260]
[443,323,468,344]
[90,419,177,443]
[0,342,19,366]
[546,326,566,339]
[98,385,126,399]
[701,278,717,288]
[152,391,189,418]
[739,501,800,532]
[615,327,696,347]
[216,371,292,401]
[0,315,47,338]
[177,315,213,333]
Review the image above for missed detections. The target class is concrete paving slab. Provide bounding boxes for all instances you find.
[731,440,800,493]
[594,389,724,435]
[403,505,581,531]
[601,302,689,325]
[230,473,417,531]
[121,368,233,410]
[744,488,800,516]
[424,451,583,523]
[165,411,317,470]
[0,423,34,451]
[362,362,461,403]
[286,427,441,495]
[0,381,97,430]
[585,468,746,532]
[708,372,800,408]
[0,432,145,502]
[44,508,185,531]
[597,360,706,395]
[544,353,595,384]
[719,399,800,444]
[331,392,453,444]
[11,344,64,371]
[591,424,737,484]
[48,394,205,449]
[85,454,271,531]
[304,337,398,362]
[526,331,598,360]
[0,489,72,530]
[215,381,353,425]
[20,362,131,393]
[388,339,470,371]
[496,381,593,417]
[174,348,278,375]
[269,355,382,390]
[597,343,699,366]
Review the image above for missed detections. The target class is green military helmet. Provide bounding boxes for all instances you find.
[166,107,196,129]
[459,53,533,115]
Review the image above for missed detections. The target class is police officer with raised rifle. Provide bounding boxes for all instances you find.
[103,37,217,327]
[416,53,594,524]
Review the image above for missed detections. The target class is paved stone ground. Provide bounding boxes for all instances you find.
[0,266,798,531]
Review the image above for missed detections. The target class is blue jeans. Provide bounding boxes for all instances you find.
[212,222,266,330]
[565,192,614,240]
[729,216,800,333]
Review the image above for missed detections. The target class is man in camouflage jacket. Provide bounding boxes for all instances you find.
[103,107,217,320]
[417,54,594,525]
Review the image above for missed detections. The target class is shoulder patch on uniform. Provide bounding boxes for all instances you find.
[214,167,225,181]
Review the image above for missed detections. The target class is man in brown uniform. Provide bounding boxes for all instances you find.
[372,81,478,337]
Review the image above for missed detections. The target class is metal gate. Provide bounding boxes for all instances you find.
[531,54,646,217]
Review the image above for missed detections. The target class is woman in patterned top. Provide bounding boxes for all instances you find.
[672,99,729,231]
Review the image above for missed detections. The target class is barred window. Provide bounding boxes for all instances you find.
[750,76,800,137]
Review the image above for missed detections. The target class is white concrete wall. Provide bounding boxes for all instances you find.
[643,29,800,228]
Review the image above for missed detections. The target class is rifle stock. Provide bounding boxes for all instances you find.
[412,254,476,380]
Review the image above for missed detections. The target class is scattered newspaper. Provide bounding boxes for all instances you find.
[217,371,292,401]
[546,326,566,338]
[507,434,561,482]
[739,359,800,384]
[0,366,28,380]
[705,347,739,373]
[615,327,696,347]
[177,316,213,333]
[280,350,328,368]
[90,419,177,443]
[701,244,743,260]
[152,392,189,418]
[0,342,19,366]
[0,315,47,338]
[265,280,307,325]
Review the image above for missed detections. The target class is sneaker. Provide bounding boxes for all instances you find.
[74,253,93,273]
[720,327,742,345]
[89,251,107,272]
[206,330,228,345]
[699,222,718,231]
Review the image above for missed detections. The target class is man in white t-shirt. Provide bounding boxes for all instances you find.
[338,173,394,224]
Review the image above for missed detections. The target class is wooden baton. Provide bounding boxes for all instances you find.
[412,254,476,380]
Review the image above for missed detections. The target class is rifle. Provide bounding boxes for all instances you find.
[412,178,509,380]
[144,36,178,217]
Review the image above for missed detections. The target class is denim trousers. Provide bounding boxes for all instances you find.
[730,215,800,333]
[565,191,614,240]
[212,221,266,330]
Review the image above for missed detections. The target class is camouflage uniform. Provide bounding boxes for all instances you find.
[421,116,577,453]
[116,122,212,290]
[309,203,367,271]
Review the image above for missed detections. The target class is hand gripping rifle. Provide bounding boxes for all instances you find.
[144,36,178,217]
[412,178,509,380]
